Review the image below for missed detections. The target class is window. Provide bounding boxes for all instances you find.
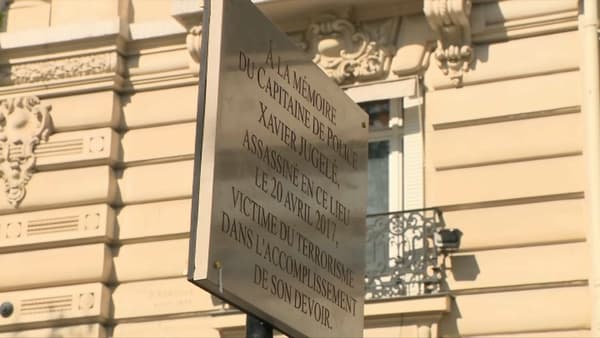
[360,99,404,214]
[350,78,426,299]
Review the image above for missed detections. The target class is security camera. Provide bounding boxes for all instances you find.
[434,228,462,253]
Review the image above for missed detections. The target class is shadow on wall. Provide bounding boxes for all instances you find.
[46,322,98,338]
[450,255,480,282]
[0,0,8,33]
[7,312,98,338]
[470,0,514,68]
[437,254,481,337]
[438,296,463,337]
[0,0,50,33]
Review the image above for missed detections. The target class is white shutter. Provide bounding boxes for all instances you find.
[402,99,424,210]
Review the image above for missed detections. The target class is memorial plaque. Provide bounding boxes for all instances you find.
[188,0,368,337]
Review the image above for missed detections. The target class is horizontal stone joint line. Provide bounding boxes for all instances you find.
[27,215,80,224]
[36,147,83,154]
[116,154,195,169]
[27,221,79,229]
[435,151,583,171]
[437,192,584,212]
[28,219,79,226]
[37,139,84,147]
[458,238,587,254]
[108,310,231,326]
[21,301,72,309]
[36,150,84,158]
[27,225,79,235]
[433,68,580,90]
[432,105,581,130]
[113,233,189,245]
[449,279,588,296]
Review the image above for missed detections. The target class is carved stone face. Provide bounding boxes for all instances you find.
[317,34,343,56]
[2,97,47,146]
[309,16,358,58]
[0,96,51,207]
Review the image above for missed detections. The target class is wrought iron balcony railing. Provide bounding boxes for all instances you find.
[365,208,445,300]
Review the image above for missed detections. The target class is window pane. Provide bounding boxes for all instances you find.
[359,100,390,130]
[367,140,389,214]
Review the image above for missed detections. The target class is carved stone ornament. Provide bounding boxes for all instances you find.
[299,10,398,85]
[424,0,474,86]
[0,96,52,207]
[186,25,202,75]
[0,53,114,86]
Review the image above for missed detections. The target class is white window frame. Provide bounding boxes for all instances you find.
[345,77,424,213]
[364,99,404,214]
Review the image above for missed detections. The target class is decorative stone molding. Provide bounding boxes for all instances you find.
[0,96,52,207]
[78,292,96,311]
[0,53,116,86]
[0,283,108,329]
[34,128,116,170]
[297,10,398,85]
[186,25,202,76]
[424,0,474,86]
[0,204,114,249]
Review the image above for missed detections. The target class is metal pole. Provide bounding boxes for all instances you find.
[246,315,273,338]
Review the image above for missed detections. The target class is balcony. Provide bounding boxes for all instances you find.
[365,208,446,300]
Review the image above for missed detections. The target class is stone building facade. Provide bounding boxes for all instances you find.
[0,0,594,337]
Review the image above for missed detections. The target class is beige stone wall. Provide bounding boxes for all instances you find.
[0,0,592,337]
[425,1,589,336]
[0,0,200,335]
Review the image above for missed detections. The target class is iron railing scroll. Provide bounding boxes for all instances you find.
[365,208,445,300]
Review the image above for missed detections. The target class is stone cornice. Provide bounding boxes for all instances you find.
[0,50,125,98]
[0,18,125,52]
[471,0,578,42]
[0,53,119,86]
[171,0,423,32]
[0,0,581,95]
